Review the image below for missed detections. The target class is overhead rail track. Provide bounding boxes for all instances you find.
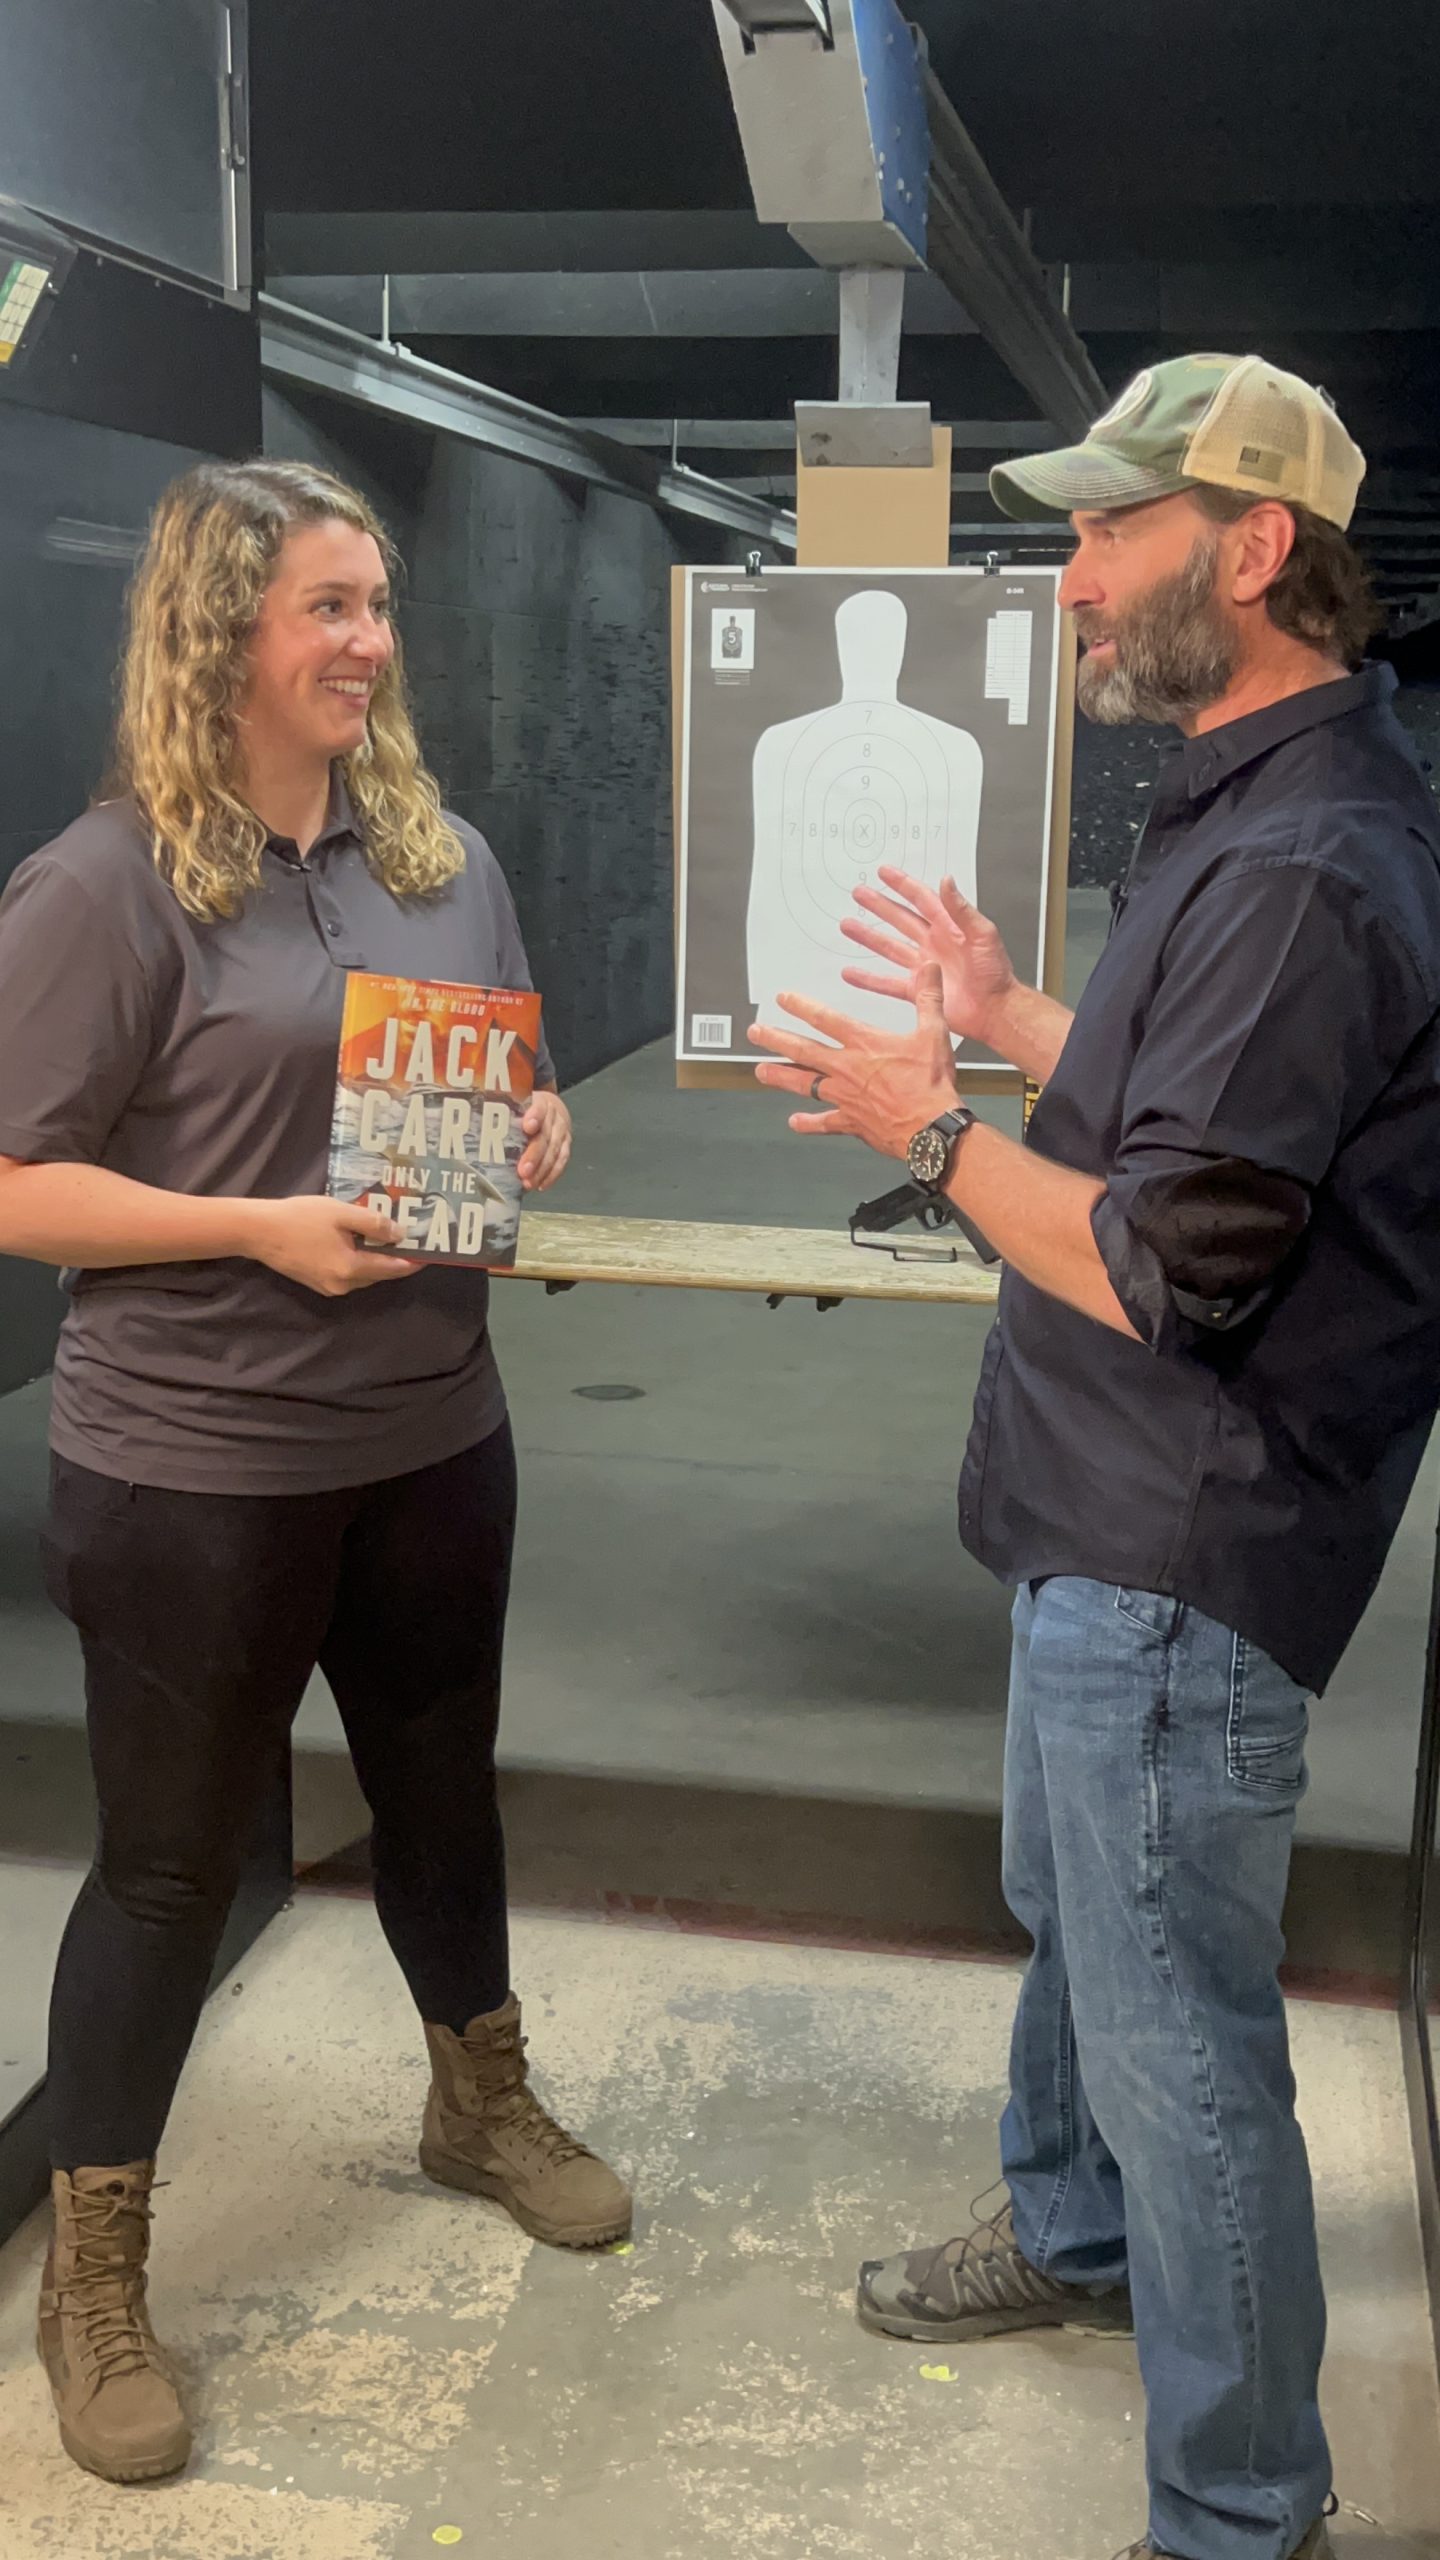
[258,294,798,553]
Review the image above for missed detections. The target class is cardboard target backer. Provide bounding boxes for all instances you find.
[675,564,1069,1081]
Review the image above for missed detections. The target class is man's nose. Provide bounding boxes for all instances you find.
[1059,554,1103,613]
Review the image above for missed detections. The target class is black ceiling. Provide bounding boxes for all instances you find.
[253,0,1440,223]
[921,0,1440,216]
[251,0,1440,630]
[251,0,745,214]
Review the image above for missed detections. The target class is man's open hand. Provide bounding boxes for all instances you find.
[841,866,1017,1047]
[748,962,959,1160]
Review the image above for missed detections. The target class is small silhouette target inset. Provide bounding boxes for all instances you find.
[711,607,755,671]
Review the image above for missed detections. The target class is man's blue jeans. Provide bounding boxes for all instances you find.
[1000,1578,1331,2560]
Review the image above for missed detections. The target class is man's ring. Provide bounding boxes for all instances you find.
[810,1073,825,1102]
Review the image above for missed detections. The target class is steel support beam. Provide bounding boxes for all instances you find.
[258,295,797,552]
[266,210,813,276]
[923,65,1105,441]
[949,520,1070,541]
[266,270,945,339]
[267,262,1440,343]
[589,417,1055,450]
[729,468,999,495]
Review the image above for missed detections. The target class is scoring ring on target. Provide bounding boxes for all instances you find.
[821,763,907,889]
[845,803,883,858]
[778,715,946,945]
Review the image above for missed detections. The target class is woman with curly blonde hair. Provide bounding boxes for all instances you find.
[0,459,630,2488]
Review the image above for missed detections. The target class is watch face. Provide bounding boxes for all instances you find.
[908,1124,950,1188]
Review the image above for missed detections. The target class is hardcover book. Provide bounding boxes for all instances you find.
[327,973,543,1269]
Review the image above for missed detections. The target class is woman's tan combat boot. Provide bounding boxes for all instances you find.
[419,1994,632,2248]
[37,2161,191,2483]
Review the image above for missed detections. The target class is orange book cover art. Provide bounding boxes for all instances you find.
[327,974,543,1268]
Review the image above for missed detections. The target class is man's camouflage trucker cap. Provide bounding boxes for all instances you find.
[990,353,1366,531]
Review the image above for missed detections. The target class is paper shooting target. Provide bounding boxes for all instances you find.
[676,563,1064,1071]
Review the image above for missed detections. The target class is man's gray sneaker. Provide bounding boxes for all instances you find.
[857,2191,1133,2344]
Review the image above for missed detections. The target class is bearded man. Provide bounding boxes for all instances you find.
[750,356,1440,2560]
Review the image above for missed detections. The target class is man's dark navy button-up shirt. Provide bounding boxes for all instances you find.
[958,663,1440,1693]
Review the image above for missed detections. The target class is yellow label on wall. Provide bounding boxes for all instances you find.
[0,258,48,361]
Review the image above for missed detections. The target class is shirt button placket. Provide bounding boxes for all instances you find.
[309,879,364,969]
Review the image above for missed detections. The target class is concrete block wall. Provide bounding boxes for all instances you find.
[263,385,700,1085]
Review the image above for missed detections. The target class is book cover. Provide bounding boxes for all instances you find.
[327,973,543,1269]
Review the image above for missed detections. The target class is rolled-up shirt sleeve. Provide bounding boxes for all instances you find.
[1091,860,1434,1353]
[0,857,155,1164]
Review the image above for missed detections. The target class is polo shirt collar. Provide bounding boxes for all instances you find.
[1178,661,1397,803]
[263,766,363,865]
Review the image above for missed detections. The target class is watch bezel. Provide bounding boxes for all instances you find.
[906,1106,973,1194]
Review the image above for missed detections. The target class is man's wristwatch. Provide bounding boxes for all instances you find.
[906,1105,976,1195]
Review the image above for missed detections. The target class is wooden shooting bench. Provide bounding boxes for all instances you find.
[502,1210,1001,1312]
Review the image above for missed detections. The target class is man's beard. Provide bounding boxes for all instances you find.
[1075,534,1240,726]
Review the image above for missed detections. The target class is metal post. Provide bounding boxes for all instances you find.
[837,267,906,406]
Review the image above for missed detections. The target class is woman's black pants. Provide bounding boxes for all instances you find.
[41,1424,517,2170]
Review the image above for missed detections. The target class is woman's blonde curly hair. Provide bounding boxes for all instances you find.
[114,458,464,920]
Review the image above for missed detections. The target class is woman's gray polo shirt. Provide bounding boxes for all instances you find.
[0,787,554,1494]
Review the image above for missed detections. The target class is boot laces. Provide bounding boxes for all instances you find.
[465,2031,592,2166]
[62,2183,160,2384]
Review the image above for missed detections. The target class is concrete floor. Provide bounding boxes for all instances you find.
[0,1894,1434,2560]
